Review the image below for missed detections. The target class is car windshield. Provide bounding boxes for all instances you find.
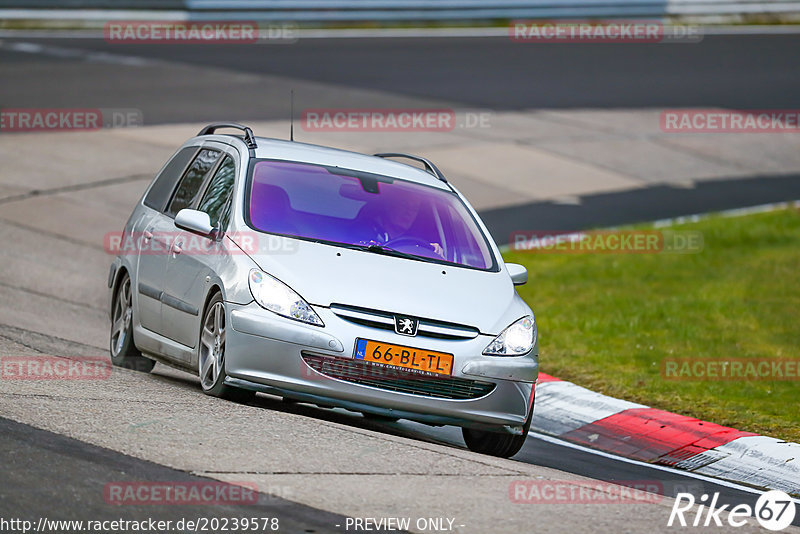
[247,160,495,270]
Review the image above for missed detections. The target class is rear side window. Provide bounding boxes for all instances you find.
[143,147,196,212]
[166,149,221,217]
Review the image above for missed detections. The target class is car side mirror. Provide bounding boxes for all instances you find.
[506,263,528,286]
[174,209,215,238]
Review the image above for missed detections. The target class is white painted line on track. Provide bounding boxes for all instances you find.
[0,39,151,66]
[652,199,800,228]
[694,436,800,495]
[528,430,800,504]
[0,9,188,22]
[499,199,800,252]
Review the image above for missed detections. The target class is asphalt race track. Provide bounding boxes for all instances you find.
[1,34,800,121]
[1,32,799,533]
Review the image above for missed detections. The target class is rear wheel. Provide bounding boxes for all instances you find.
[110,272,155,373]
[462,403,533,458]
[198,293,256,403]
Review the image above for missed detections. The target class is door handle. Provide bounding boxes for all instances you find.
[172,244,182,256]
[143,230,153,242]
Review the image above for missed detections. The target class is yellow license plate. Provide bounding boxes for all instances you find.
[354,339,453,376]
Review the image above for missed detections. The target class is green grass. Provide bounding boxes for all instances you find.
[504,208,800,442]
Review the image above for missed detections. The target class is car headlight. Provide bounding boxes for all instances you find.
[248,269,323,326]
[483,316,536,356]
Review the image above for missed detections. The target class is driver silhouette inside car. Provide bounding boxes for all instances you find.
[359,194,445,259]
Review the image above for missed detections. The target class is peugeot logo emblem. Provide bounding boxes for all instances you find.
[394,316,418,336]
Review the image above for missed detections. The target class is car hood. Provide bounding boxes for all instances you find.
[239,236,525,335]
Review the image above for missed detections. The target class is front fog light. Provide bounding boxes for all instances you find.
[483,316,535,356]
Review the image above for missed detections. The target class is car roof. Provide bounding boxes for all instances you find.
[197,134,450,191]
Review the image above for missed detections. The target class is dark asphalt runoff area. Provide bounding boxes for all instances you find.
[0,416,352,533]
[483,173,800,244]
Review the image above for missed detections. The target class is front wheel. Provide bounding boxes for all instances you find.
[462,403,533,458]
[110,272,155,373]
[198,293,256,403]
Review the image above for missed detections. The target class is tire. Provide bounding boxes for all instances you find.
[462,399,534,458]
[198,292,256,403]
[110,272,155,373]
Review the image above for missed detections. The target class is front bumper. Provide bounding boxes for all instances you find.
[225,302,538,432]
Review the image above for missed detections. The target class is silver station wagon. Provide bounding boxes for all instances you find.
[108,123,538,457]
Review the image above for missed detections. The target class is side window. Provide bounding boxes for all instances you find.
[197,155,236,229]
[143,147,196,212]
[165,149,221,217]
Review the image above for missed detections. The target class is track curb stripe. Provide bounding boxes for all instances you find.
[561,407,756,463]
[532,375,800,496]
[535,372,560,383]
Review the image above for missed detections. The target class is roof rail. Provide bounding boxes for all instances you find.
[373,152,447,183]
[198,122,258,154]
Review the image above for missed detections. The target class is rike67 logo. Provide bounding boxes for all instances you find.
[668,490,796,531]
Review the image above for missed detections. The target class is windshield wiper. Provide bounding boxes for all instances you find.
[366,243,419,260]
[345,243,437,263]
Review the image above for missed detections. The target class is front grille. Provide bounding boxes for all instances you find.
[302,353,495,400]
[329,303,480,340]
